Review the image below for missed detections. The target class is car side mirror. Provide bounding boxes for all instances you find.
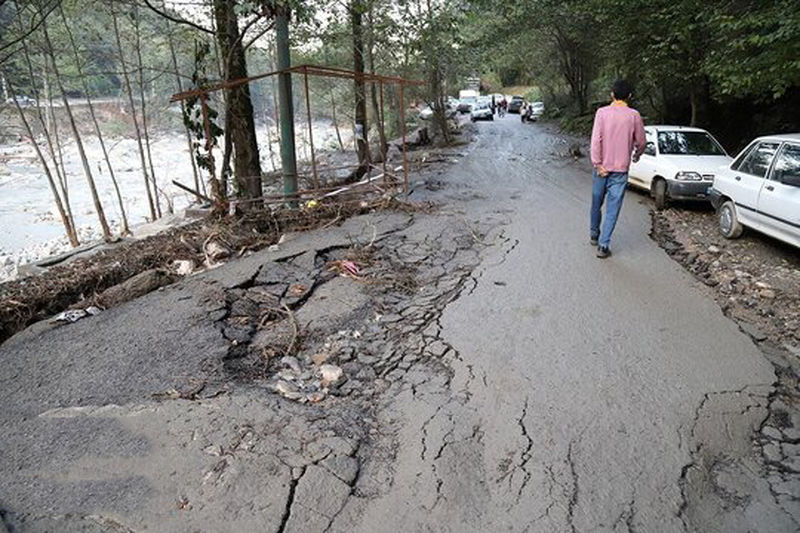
[780,173,800,188]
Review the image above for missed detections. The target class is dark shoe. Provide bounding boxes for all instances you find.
[590,237,598,246]
[596,246,611,258]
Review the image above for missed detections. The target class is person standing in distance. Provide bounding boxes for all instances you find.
[589,79,646,258]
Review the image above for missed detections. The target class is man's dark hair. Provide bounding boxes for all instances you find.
[612,79,633,101]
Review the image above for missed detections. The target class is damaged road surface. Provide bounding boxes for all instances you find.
[1,119,798,532]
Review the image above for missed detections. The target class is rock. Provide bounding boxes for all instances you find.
[274,379,304,401]
[760,289,776,299]
[762,426,783,440]
[319,364,345,388]
[755,281,771,289]
[172,259,195,276]
[707,245,720,253]
[306,391,326,403]
[311,352,330,366]
[281,356,302,374]
[206,240,230,262]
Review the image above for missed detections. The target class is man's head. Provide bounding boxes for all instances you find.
[612,79,633,102]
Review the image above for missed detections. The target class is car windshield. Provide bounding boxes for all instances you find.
[657,131,725,156]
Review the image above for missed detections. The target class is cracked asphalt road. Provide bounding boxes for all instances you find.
[1,117,798,532]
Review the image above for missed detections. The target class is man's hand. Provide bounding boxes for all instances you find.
[596,165,609,177]
[632,154,640,164]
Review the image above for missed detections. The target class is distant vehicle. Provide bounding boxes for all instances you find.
[522,101,545,122]
[628,126,731,210]
[470,101,494,122]
[419,101,457,121]
[507,95,524,114]
[710,133,800,248]
[6,96,38,108]
[457,91,478,113]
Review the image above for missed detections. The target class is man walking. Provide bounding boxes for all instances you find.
[590,79,646,258]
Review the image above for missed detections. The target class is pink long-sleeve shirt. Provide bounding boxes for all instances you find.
[590,102,646,173]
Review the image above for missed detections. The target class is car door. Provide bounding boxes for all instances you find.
[628,131,657,189]
[758,142,800,246]
[727,141,780,228]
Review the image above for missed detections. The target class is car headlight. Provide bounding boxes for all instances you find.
[675,171,703,181]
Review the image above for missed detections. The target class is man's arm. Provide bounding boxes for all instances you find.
[591,109,603,166]
[632,112,646,161]
[590,109,607,175]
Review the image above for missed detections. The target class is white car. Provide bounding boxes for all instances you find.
[419,101,457,121]
[470,101,493,121]
[628,126,731,209]
[710,133,800,248]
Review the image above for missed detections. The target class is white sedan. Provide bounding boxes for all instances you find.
[628,126,732,209]
[470,101,494,121]
[710,133,800,248]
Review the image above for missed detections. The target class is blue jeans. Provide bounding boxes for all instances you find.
[590,170,628,248]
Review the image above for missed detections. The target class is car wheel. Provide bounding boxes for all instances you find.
[718,200,744,239]
[653,179,668,210]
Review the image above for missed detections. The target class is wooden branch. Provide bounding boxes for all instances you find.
[141,0,213,34]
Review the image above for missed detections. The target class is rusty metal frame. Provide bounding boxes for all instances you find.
[171,64,423,207]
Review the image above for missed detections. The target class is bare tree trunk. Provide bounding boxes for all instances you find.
[7,78,78,246]
[166,20,204,197]
[351,0,370,181]
[60,5,130,234]
[330,91,345,152]
[16,19,75,234]
[111,7,157,221]
[133,5,165,216]
[366,8,387,160]
[42,21,112,241]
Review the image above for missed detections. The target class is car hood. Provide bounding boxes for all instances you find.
[656,154,732,175]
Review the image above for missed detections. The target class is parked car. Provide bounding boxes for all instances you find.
[709,133,800,248]
[419,101,457,121]
[522,101,545,122]
[470,101,494,121]
[627,126,731,209]
[507,95,524,114]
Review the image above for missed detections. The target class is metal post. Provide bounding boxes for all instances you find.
[303,68,320,190]
[276,8,298,204]
[399,83,408,199]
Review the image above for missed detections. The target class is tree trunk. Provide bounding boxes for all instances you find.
[133,5,165,217]
[16,17,74,234]
[7,78,78,247]
[366,8,387,160]
[166,19,204,197]
[351,1,370,180]
[42,21,112,241]
[213,0,263,201]
[330,91,345,152]
[111,7,157,221]
[60,5,130,235]
[690,77,711,127]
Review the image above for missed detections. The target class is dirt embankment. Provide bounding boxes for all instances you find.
[650,205,800,350]
[0,201,391,344]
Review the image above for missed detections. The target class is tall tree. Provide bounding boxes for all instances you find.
[351,0,370,179]
[42,17,112,241]
[212,0,263,200]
